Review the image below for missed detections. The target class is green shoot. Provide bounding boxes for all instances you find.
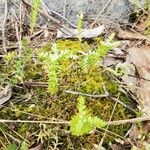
[70,96,106,136]
[38,43,71,94]
[80,33,120,72]
[30,0,41,34]
[77,13,84,42]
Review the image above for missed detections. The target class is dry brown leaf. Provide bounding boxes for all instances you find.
[117,30,150,42]
[126,46,150,115]
[0,84,12,105]
[56,25,104,38]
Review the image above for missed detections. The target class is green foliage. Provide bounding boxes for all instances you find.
[47,63,59,94]
[70,96,106,136]
[30,0,41,34]
[19,141,29,150]
[56,39,91,53]
[4,52,25,84]
[80,33,120,72]
[38,35,119,93]
[11,58,25,84]
[80,52,100,72]
[77,13,84,42]
[38,43,72,94]
[4,51,18,63]
[133,0,139,14]
[145,16,150,36]
[7,144,17,150]
[3,38,32,84]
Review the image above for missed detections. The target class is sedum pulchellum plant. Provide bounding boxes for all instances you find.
[30,0,41,34]
[70,96,106,136]
[77,13,84,42]
[38,43,72,94]
[80,33,120,72]
[38,33,119,94]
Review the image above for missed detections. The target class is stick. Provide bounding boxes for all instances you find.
[0,116,149,125]
[0,119,69,124]
[65,90,109,98]
[107,116,150,125]
[22,0,73,34]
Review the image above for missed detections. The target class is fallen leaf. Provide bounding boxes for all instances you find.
[56,26,104,38]
[0,84,12,105]
[126,46,150,115]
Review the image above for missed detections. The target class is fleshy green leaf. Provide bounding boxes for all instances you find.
[70,96,106,136]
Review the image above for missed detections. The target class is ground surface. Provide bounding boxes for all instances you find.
[0,0,150,150]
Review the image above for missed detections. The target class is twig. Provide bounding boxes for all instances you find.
[99,101,118,147]
[108,116,150,125]
[23,81,134,112]
[24,81,48,87]
[19,1,23,53]
[111,97,136,113]
[0,119,69,124]
[129,0,148,14]
[22,0,73,34]
[5,132,21,144]
[41,0,77,28]
[2,0,8,54]
[65,90,109,98]
[65,90,135,113]
[0,139,7,149]
[90,0,112,28]
[128,74,150,82]
[0,116,150,125]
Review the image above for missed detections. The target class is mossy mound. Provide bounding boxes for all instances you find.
[0,39,136,149]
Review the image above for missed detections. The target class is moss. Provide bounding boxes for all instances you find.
[56,39,92,53]
[0,38,136,149]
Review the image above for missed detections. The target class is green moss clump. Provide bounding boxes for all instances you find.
[0,38,136,149]
[56,39,92,53]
